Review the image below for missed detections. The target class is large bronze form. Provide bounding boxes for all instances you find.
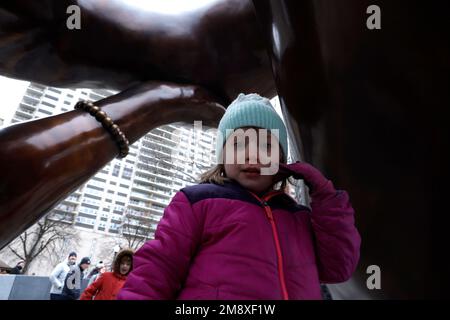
[0,0,448,299]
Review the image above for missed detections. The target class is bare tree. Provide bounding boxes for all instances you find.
[93,238,119,271]
[2,213,79,274]
[43,231,80,269]
[120,208,157,251]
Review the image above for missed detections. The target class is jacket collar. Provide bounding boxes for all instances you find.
[224,179,285,202]
[113,272,127,280]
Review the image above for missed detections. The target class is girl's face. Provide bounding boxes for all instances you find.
[119,257,132,275]
[223,127,282,195]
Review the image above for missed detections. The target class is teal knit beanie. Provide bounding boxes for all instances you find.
[216,93,288,163]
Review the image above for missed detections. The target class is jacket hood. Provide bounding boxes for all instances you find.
[113,249,134,275]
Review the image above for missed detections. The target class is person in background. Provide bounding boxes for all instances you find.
[61,257,91,300]
[49,252,77,300]
[9,260,25,275]
[87,260,106,286]
[81,249,134,300]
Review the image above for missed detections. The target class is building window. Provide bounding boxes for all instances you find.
[75,217,95,229]
[41,101,55,108]
[47,88,62,94]
[122,167,133,180]
[153,204,165,211]
[80,203,99,212]
[112,165,120,177]
[44,94,58,101]
[85,188,102,197]
[114,206,124,213]
[76,216,95,224]
[92,176,107,183]
[86,184,104,191]
[37,109,52,115]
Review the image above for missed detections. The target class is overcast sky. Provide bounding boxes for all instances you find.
[0,76,29,124]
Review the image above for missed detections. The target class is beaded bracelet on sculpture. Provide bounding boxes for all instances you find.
[74,100,129,158]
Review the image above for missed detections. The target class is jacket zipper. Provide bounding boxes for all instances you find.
[249,191,289,300]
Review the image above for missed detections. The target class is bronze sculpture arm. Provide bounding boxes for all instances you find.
[0,81,225,249]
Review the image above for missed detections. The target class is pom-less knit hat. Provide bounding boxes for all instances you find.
[215,93,288,163]
[79,257,91,265]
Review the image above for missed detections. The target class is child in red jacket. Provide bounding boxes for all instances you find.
[80,249,134,300]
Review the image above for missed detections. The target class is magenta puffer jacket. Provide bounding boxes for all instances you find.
[118,179,361,300]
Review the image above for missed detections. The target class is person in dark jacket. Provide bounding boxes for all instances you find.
[61,257,91,300]
[49,251,77,300]
[9,261,25,275]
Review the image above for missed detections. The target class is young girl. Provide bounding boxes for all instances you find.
[118,94,361,300]
[80,249,134,300]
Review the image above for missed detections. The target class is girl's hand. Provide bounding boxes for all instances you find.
[276,161,334,196]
